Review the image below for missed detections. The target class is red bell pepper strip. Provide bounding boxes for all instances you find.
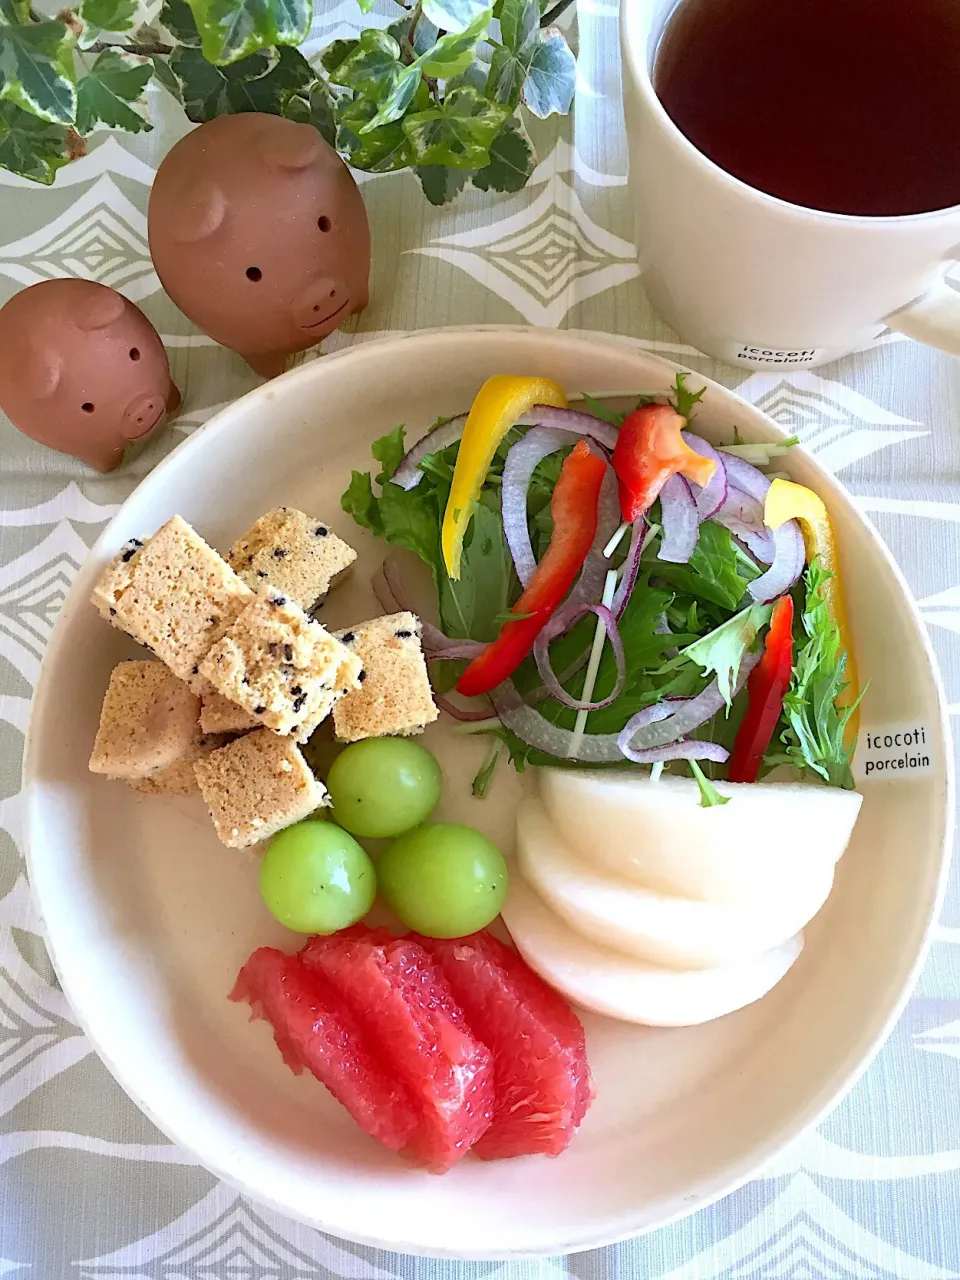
[728,595,795,784]
[457,440,607,698]
[612,403,717,523]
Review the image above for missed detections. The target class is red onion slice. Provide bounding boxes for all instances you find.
[434,691,493,722]
[516,405,619,450]
[487,649,761,763]
[533,602,626,711]
[611,519,647,619]
[618,648,762,753]
[617,738,731,765]
[502,426,579,586]
[427,641,486,662]
[658,475,699,564]
[712,485,776,563]
[391,414,468,490]
[569,465,620,607]
[489,683,625,761]
[683,433,728,518]
[718,452,772,503]
[747,519,805,603]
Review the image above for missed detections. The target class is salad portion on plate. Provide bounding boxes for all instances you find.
[81,371,865,1175]
[344,372,862,794]
[342,372,865,1024]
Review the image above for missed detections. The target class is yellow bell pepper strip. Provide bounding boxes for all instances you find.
[441,375,567,580]
[611,403,717,522]
[764,478,859,732]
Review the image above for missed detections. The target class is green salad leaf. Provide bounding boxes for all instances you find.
[689,759,730,808]
[341,425,519,648]
[646,518,759,614]
[671,372,706,421]
[766,559,865,789]
[662,600,771,709]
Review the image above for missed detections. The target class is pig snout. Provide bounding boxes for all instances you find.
[293,278,350,330]
[122,393,166,440]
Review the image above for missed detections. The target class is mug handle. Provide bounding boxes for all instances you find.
[886,277,960,355]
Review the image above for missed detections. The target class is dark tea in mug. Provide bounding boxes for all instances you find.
[653,0,960,217]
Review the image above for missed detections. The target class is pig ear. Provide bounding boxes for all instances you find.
[260,124,326,172]
[172,179,226,244]
[20,344,63,400]
[75,287,125,332]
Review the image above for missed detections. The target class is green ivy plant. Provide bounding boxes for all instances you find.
[0,0,576,202]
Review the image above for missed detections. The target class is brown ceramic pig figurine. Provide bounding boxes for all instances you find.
[148,114,371,379]
[0,279,180,472]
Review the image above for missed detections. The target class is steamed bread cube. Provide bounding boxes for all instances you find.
[128,733,231,796]
[90,515,254,691]
[199,690,259,736]
[198,593,362,737]
[194,729,328,849]
[227,507,357,610]
[89,661,200,779]
[332,612,438,742]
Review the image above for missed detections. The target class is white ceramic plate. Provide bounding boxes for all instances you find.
[24,328,953,1258]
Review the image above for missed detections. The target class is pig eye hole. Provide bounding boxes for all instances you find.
[317,216,331,232]
[246,267,262,282]
[129,347,140,362]
[81,402,94,413]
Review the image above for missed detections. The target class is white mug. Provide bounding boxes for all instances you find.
[620,0,960,370]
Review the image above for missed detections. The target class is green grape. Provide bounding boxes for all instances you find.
[259,819,376,934]
[327,738,443,838]
[378,823,508,938]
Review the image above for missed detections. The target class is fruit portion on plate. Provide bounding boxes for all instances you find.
[232,925,593,1169]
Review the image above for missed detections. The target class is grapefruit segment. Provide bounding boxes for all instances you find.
[302,928,494,1170]
[421,931,593,1159]
[230,946,417,1154]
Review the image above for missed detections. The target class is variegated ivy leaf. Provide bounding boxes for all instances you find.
[402,84,508,169]
[358,63,421,133]
[184,0,311,66]
[150,50,183,101]
[0,0,30,24]
[318,38,356,75]
[337,95,413,172]
[359,8,492,134]
[417,163,469,205]
[0,99,71,181]
[386,12,439,59]
[283,78,336,147]
[417,8,492,78]
[522,25,575,117]
[169,43,276,120]
[0,21,77,125]
[326,29,403,98]
[472,118,534,192]
[226,43,313,113]
[159,0,201,45]
[77,0,138,48]
[422,0,490,34]
[76,48,152,133]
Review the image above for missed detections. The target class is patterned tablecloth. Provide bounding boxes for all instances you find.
[3,1,960,1275]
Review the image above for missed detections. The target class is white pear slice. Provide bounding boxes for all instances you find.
[501,876,803,1026]
[517,797,835,969]
[539,769,862,905]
